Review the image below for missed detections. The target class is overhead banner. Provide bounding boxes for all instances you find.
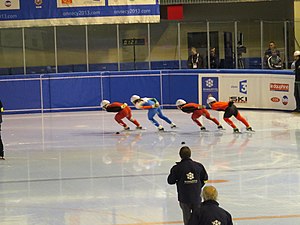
[0,0,160,28]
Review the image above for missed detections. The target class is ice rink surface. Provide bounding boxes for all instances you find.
[1,109,300,225]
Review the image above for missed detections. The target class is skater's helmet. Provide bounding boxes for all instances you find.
[207,96,217,104]
[130,95,140,103]
[294,50,300,57]
[176,99,186,106]
[101,100,110,108]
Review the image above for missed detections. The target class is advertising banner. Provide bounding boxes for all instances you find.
[200,76,219,106]
[200,73,295,111]
[0,0,160,28]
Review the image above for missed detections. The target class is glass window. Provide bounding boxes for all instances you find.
[150,21,179,70]
[295,19,300,53]
[56,26,87,73]
[119,24,149,71]
[24,27,55,74]
[88,25,118,71]
[263,21,286,69]
[209,22,235,69]
[0,28,23,75]
[236,21,261,69]
[286,21,295,68]
[180,22,207,69]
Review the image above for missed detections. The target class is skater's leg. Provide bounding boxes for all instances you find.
[115,111,128,128]
[191,112,203,127]
[235,112,250,128]
[223,117,237,129]
[202,109,221,126]
[148,109,160,127]
[156,107,172,124]
[125,107,141,127]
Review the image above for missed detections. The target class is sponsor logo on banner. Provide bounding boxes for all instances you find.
[5,0,11,7]
[35,0,42,5]
[202,77,218,106]
[271,97,280,102]
[62,0,72,4]
[270,83,289,92]
[239,80,247,94]
[282,96,288,105]
[0,0,20,10]
[203,78,218,91]
[229,96,247,103]
[228,80,248,103]
[35,0,42,8]
[58,0,106,7]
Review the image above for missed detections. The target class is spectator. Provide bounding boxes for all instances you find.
[237,41,246,69]
[167,146,208,225]
[188,185,234,225]
[264,41,282,69]
[0,100,4,160]
[207,47,219,69]
[187,47,204,69]
[293,51,300,112]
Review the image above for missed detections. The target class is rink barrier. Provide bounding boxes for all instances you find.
[0,69,295,114]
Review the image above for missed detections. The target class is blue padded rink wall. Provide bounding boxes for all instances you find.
[0,69,300,225]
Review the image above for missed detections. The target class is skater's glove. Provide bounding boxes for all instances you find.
[121,103,127,109]
[197,105,205,109]
[0,107,3,112]
[153,102,160,108]
[228,100,234,107]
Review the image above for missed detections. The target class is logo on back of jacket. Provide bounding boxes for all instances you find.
[185,172,198,184]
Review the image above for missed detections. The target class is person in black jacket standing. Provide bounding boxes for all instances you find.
[187,47,204,69]
[293,51,300,112]
[167,146,208,225]
[0,100,4,160]
[188,185,233,225]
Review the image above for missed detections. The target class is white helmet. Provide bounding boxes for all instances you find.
[101,100,110,108]
[130,95,140,103]
[294,51,300,57]
[207,96,217,104]
[176,99,186,106]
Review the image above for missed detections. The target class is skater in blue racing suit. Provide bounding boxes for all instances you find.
[131,95,176,131]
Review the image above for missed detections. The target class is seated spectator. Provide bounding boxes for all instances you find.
[264,41,282,69]
[188,185,233,225]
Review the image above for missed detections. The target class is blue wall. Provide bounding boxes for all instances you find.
[0,70,200,113]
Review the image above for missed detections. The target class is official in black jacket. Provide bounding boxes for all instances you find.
[167,146,208,225]
[188,185,233,225]
[0,100,4,160]
[293,51,300,112]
